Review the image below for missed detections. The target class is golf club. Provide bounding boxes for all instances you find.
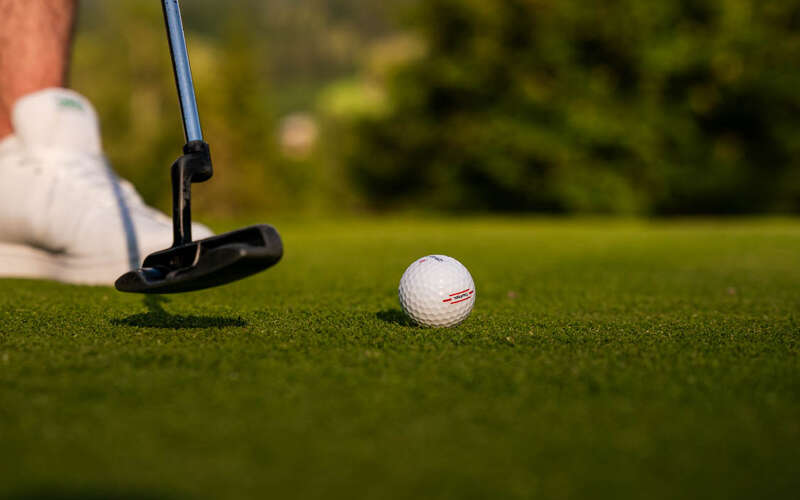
[115,0,282,294]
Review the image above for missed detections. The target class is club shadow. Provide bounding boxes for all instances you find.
[376,308,417,327]
[111,296,247,329]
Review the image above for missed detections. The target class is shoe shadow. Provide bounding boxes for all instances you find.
[111,296,247,329]
[376,308,417,327]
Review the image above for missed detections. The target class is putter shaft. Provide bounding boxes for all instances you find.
[162,0,203,142]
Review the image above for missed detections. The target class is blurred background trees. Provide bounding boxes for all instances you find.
[71,0,800,216]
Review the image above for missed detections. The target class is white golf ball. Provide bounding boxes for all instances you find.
[398,255,476,327]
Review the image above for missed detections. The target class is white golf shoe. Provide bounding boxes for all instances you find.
[0,88,213,285]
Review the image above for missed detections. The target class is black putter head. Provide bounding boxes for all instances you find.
[115,224,282,294]
[119,5,283,295]
[115,141,282,294]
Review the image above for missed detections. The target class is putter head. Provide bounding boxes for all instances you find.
[115,224,282,294]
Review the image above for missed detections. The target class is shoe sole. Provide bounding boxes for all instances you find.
[0,242,128,286]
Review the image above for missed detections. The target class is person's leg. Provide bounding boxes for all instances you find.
[0,0,77,140]
[0,0,213,285]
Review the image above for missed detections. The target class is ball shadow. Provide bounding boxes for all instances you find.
[376,308,417,327]
[111,296,247,329]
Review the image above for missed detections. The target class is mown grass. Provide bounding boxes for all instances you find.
[1,217,798,500]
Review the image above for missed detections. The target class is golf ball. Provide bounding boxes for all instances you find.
[398,255,476,327]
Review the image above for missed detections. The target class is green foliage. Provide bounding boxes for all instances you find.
[347,0,800,213]
[2,218,800,498]
[69,0,800,215]
[70,0,400,216]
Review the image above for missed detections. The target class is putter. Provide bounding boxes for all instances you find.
[115,0,282,294]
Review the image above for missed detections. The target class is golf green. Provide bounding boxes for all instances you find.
[1,217,798,500]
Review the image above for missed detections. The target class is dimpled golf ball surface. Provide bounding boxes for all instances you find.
[399,255,476,327]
